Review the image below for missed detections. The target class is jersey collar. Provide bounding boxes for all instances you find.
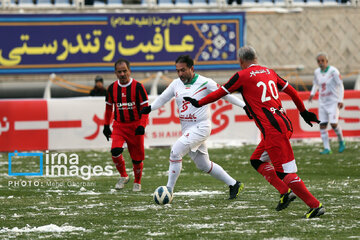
[183,73,198,86]
[117,78,133,87]
[321,66,330,73]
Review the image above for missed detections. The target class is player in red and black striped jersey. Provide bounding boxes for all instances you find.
[185,46,325,218]
[103,58,149,192]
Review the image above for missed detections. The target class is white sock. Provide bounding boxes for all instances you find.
[320,129,330,150]
[333,126,344,142]
[166,160,182,191]
[209,162,236,186]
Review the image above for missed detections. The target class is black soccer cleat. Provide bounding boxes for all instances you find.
[303,203,325,219]
[276,189,297,211]
[229,181,244,199]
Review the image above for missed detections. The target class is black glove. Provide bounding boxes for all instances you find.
[300,110,320,127]
[135,126,145,135]
[103,125,112,141]
[140,106,151,115]
[183,97,200,108]
[243,105,253,119]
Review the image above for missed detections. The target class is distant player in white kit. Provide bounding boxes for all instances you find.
[140,55,250,199]
[309,52,345,154]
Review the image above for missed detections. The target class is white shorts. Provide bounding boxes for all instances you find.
[319,103,339,124]
[179,123,211,153]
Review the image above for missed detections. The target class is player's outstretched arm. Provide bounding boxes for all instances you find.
[184,87,228,108]
[283,83,320,127]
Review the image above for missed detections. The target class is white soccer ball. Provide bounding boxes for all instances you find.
[153,186,173,205]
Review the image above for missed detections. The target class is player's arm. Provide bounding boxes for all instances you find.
[334,70,344,109]
[140,82,175,115]
[185,72,240,107]
[103,86,114,141]
[309,73,319,102]
[279,75,320,127]
[136,83,149,135]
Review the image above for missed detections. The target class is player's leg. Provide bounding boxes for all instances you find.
[329,106,345,153]
[111,134,129,190]
[268,134,324,218]
[189,144,244,199]
[127,129,145,192]
[319,106,331,154]
[250,140,289,197]
[166,139,189,192]
[278,171,324,218]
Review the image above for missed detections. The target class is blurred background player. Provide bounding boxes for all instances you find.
[90,75,107,96]
[103,58,149,192]
[141,55,249,199]
[184,46,325,218]
[309,52,345,154]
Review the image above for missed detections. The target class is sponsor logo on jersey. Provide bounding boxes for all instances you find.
[117,101,136,110]
[250,69,270,77]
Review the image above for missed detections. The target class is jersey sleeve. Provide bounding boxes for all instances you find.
[197,73,240,106]
[222,94,245,108]
[224,72,241,93]
[138,83,149,127]
[151,81,176,111]
[206,78,245,108]
[104,84,114,125]
[333,69,344,103]
[310,71,319,97]
[105,84,113,105]
[281,79,306,112]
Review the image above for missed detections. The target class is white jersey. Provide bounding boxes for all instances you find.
[151,74,245,132]
[310,65,344,106]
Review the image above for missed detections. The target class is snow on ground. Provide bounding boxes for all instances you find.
[0,224,88,233]
[174,190,223,196]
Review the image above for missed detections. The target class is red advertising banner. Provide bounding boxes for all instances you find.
[0,91,359,152]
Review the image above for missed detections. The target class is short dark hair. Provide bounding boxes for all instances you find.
[114,58,130,70]
[175,55,194,68]
[95,75,103,83]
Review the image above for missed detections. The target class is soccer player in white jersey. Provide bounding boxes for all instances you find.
[141,55,250,199]
[309,52,345,154]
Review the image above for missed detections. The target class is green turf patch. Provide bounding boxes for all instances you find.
[1,141,359,239]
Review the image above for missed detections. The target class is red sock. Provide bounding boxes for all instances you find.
[257,162,289,195]
[283,173,320,208]
[112,155,128,177]
[133,161,143,184]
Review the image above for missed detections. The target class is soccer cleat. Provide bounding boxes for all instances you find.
[303,203,325,219]
[339,141,346,153]
[115,176,130,190]
[229,181,244,199]
[320,149,332,155]
[132,183,141,192]
[276,189,297,211]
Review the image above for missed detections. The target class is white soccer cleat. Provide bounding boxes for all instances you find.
[115,176,130,190]
[133,183,141,192]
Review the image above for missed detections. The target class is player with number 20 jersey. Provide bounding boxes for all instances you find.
[185,46,325,219]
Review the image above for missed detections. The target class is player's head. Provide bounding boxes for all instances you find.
[94,75,104,88]
[316,52,328,71]
[238,46,257,70]
[175,55,195,84]
[114,58,131,84]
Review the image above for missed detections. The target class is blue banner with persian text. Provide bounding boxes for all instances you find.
[0,13,245,74]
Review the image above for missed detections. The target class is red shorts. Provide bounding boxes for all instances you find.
[251,130,295,173]
[111,120,145,161]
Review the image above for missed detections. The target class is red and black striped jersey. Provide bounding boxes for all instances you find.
[198,64,305,138]
[106,78,148,124]
[223,65,296,137]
